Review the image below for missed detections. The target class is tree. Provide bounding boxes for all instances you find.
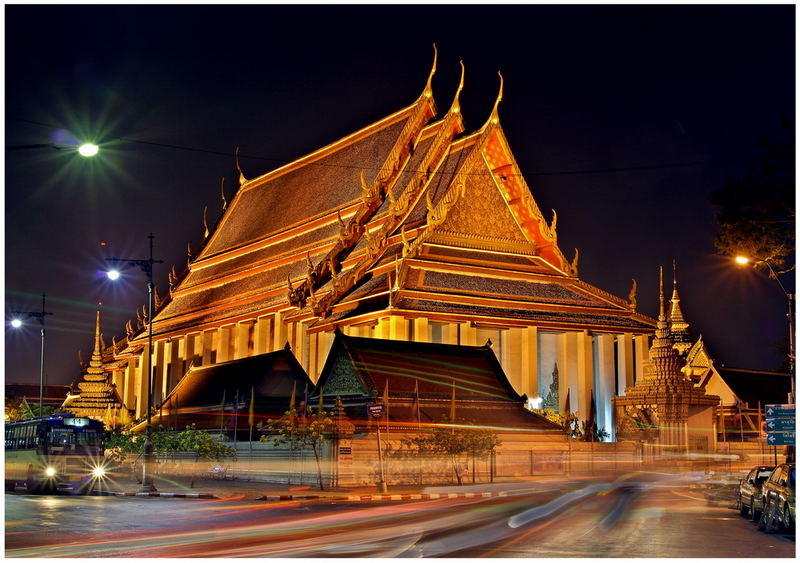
[404,416,501,485]
[4,398,59,421]
[105,424,237,485]
[711,119,795,273]
[259,407,335,490]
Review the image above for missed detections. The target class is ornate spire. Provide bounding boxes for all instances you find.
[669,260,693,357]
[450,60,465,115]
[62,311,122,425]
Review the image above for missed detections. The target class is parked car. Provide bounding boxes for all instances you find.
[737,465,775,520]
[757,463,795,534]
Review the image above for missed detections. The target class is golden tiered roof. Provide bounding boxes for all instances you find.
[114,51,656,353]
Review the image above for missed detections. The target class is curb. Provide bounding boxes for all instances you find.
[96,492,217,498]
[255,491,507,502]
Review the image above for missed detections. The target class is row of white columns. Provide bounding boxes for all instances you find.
[114,312,651,423]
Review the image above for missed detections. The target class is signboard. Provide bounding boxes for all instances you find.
[367,404,385,416]
[766,418,796,432]
[339,447,352,455]
[767,432,796,446]
[764,404,796,417]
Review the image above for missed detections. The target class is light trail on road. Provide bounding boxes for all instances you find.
[5,475,795,557]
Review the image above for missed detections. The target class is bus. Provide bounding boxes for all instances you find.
[5,414,108,494]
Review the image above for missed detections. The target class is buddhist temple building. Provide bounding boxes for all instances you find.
[62,312,126,428]
[312,331,567,486]
[314,330,564,435]
[613,268,719,451]
[103,52,657,436]
[140,345,312,435]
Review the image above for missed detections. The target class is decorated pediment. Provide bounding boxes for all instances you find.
[322,351,367,396]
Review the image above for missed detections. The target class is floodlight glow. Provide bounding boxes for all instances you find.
[91,466,106,478]
[44,466,57,477]
[10,319,22,328]
[107,269,121,281]
[78,143,99,157]
[735,256,750,265]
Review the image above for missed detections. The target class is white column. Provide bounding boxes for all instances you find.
[202,329,216,365]
[273,313,288,351]
[507,327,524,394]
[595,333,616,440]
[461,322,477,346]
[616,333,635,394]
[413,318,429,342]
[634,334,651,381]
[254,316,271,355]
[376,317,391,339]
[308,332,319,381]
[577,330,594,421]
[442,322,458,345]
[389,316,408,341]
[522,326,538,401]
[557,332,573,415]
[169,337,183,393]
[218,325,234,363]
[152,340,167,405]
[137,345,149,419]
[235,321,253,359]
[124,359,137,412]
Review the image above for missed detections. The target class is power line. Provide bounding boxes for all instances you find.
[9,115,738,179]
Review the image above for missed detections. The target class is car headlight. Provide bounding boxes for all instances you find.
[91,466,106,478]
[44,466,57,477]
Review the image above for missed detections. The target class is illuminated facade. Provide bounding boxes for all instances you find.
[613,269,719,450]
[106,55,657,435]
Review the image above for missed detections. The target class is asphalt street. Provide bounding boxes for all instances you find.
[5,475,795,558]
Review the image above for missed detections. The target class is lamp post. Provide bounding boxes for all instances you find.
[6,142,100,157]
[106,233,163,492]
[11,294,53,416]
[735,255,795,402]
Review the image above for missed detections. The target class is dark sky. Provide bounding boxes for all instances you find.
[5,4,795,387]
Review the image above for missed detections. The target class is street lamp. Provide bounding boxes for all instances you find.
[10,294,53,416]
[735,255,795,402]
[106,233,164,492]
[6,142,100,157]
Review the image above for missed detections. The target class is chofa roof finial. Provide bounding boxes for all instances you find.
[450,60,466,115]
[423,43,437,99]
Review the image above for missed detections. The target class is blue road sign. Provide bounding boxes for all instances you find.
[766,432,796,446]
[766,418,796,432]
[764,404,796,417]
[368,404,385,416]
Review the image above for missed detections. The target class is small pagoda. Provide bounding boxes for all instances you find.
[62,311,124,426]
[669,262,693,358]
[613,268,719,450]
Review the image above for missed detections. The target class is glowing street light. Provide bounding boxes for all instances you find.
[735,254,795,402]
[7,142,100,156]
[105,233,163,493]
[10,294,54,416]
[78,143,99,157]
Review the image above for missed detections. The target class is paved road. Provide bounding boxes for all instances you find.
[5,476,795,557]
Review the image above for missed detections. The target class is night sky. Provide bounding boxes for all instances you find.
[5,4,795,388]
